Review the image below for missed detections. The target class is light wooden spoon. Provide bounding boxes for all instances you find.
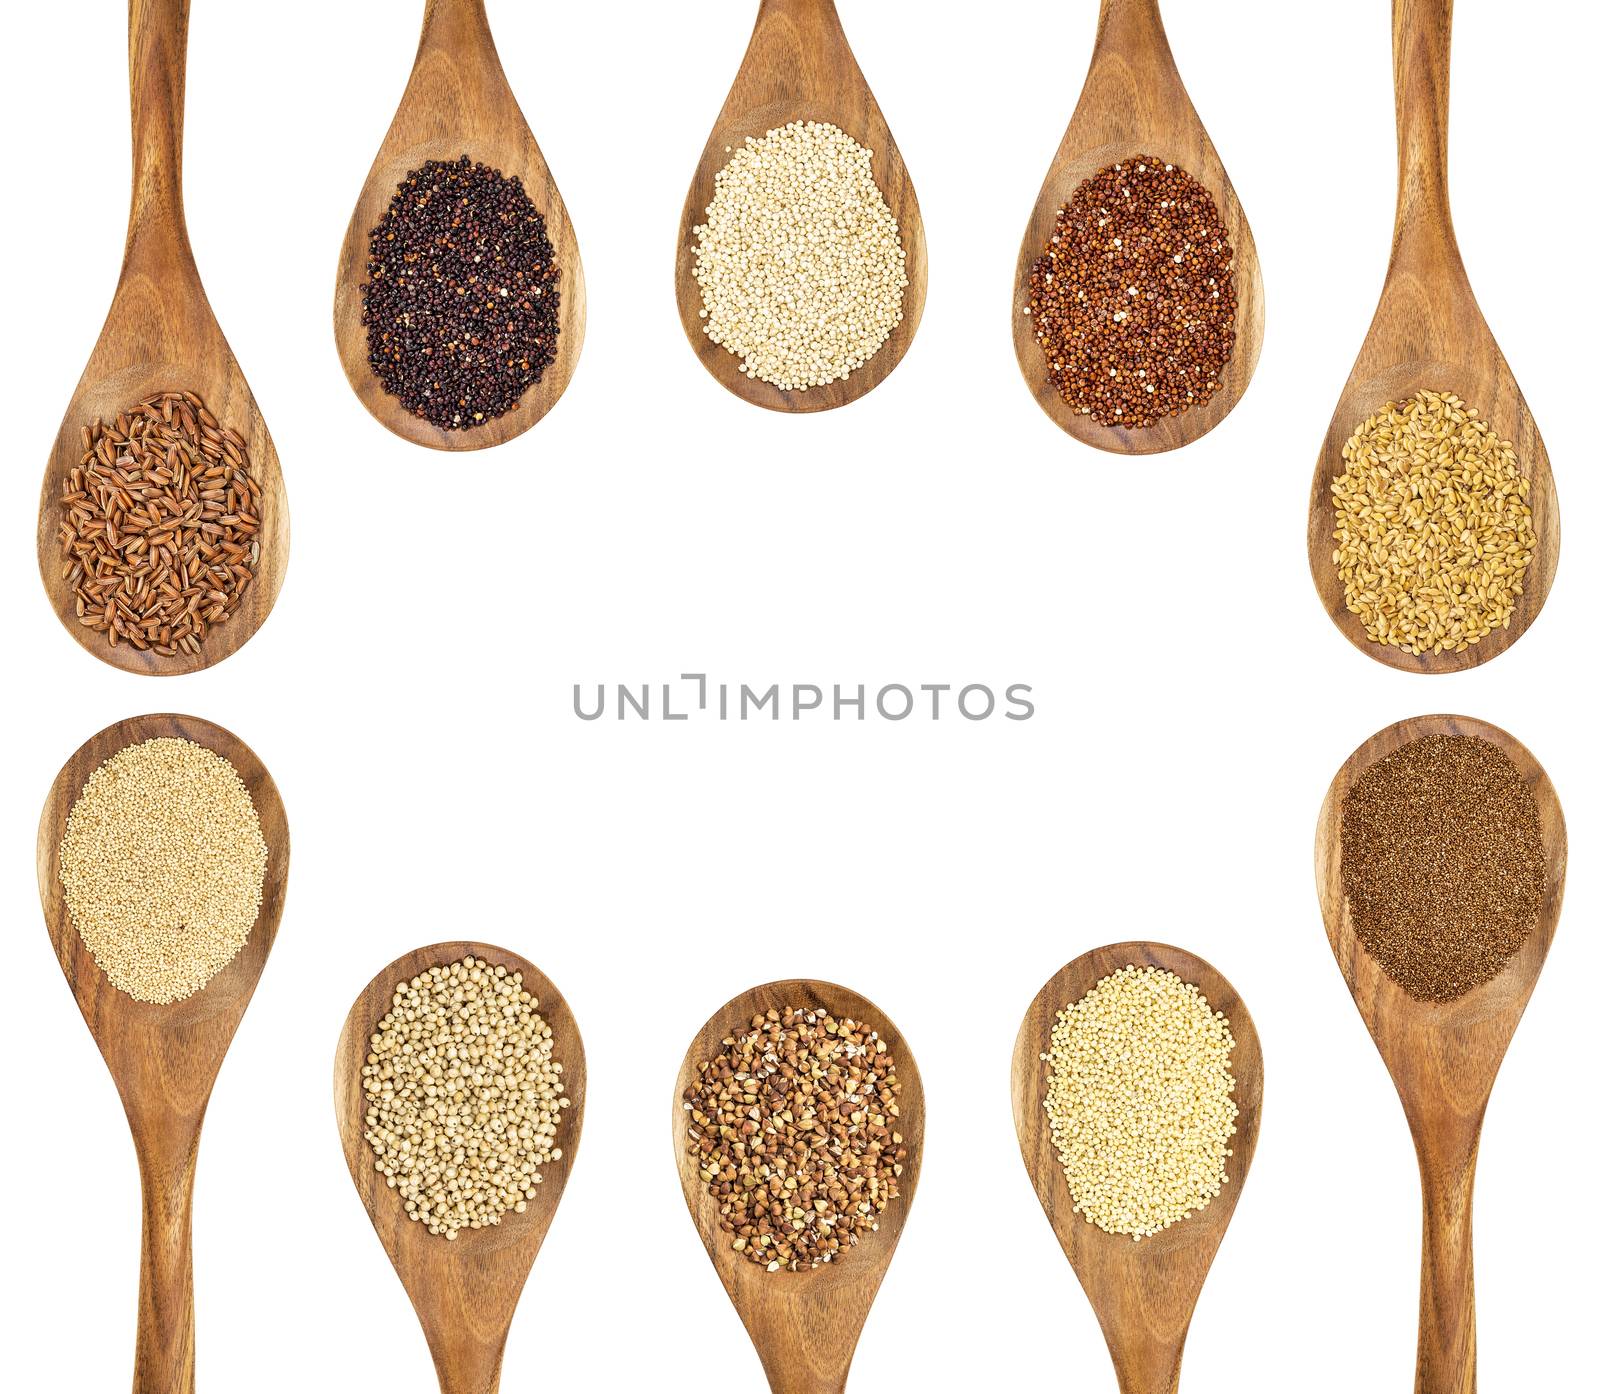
[1315,714,1566,1394]
[1307,0,1559,672]
[1011,0,1264,453]
[335,942,586,1394]
[675,0,928,412]
[334,0,586,450]
[673,979,925,1393]
[38,0,289,675]
[1013,942,1264,1394]
[38,712,290,1394]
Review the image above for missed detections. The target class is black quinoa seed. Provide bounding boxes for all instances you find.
[361,155,561,431]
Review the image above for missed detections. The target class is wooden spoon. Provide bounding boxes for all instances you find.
[672,979,925,1393]
[1307,0,1559,672]
[37,713,290,1394]
[674,0,928,412]
[334,942,586,1394]
[1315,714,1566,1394]
[334,0,586,450]
[37,0,290,675]
[1012,942,1264,1394]
[1011,0,1264,453]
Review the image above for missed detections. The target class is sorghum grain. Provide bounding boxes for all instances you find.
[1340,734,1545,1001]
[362,155,560,431]
[1332,390,1536,655]
[362,957,570,1240]
[684,1006,908,1272]
[58,737,269,1004]
[59,391,260,657]
[1026,157,1236,427]
[692,121,908,391]
[1043,966,1238,1240]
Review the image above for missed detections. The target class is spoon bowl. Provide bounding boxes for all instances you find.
[1012,943,1263,1393]
[1315,714,1566,1393]
[334,0,586,450]
[38,712,289,1393]
[1306,0,1559,672]
[38,0,289,675]
[334,942,586,1394]
[675,0,927,412]
[672,979,924,1394]
[1011,0,1264,452]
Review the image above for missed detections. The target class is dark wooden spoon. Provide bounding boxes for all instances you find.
[1013,943,1264,1393]
[1011,0,1265,452]
[1307,0,1559,672]
[38,713,290,1394]
[1315,714,1566,1393]
[673,980,924,1393]
[38,0,289,675]
[334,0,586,450]
[335,942,586,1394]
[675,0,928,412]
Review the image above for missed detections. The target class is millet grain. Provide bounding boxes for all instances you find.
[1043,966,1238,1240]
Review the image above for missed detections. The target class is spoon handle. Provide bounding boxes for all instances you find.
[125,0,191,270]
[1415,1136,1479,1394]
[1390,0,1464,278]
[428,1329,506,1394]
[756,0,841,29]
[742,0,850,101]
[1094,0,1171,58]
[133,1136,199,1394]
[759,1364,848,1394]
[1108,1332,1184,1394]
[419,0,491,55]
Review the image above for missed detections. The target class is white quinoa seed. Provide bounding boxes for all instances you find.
[361,957,571,1241]
[58,737,268,1005]
[692,120,908,391]
[1043,965,1238,1240]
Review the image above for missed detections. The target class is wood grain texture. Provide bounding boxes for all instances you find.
[1011,0,1264,453]
[1306,0,1560,672]
[334,0,586,450]
[674,0,927,413]
[1314,715,1567,1394]
[672,980,925,1394]
[1012,943,1264,1394]
[335,943,586,1394]
[37,0,289,675]
[37,713,290,1394]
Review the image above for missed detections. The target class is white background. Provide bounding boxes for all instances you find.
[2,1,1592,1390]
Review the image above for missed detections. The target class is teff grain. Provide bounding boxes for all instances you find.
[692,121,908,391]
[58,737,268,1004]
[362,957,570,1241]
[1340,734,1545,1001]
[1332,390,1536,656]
[1043,966,1238,1240]
[684,1006,908,1272]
